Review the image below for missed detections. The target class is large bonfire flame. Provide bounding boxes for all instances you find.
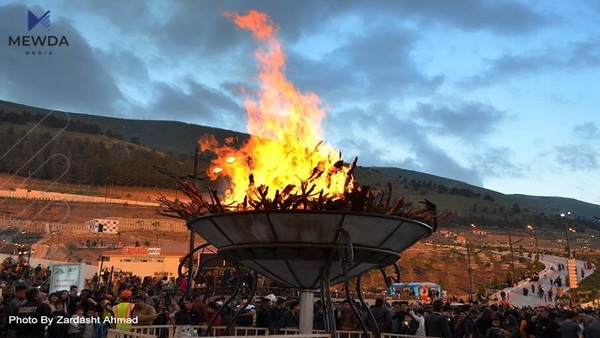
[199,10,349,205]
[158,11,451,227]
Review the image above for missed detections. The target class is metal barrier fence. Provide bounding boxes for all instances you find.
[281,329,374,338]
[0,217,187,234]
[108,325,425,338]
[107,325,333,338]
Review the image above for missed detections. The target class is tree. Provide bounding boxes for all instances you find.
[477,282,487,297]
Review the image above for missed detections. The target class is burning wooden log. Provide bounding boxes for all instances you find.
[157,156,452,228]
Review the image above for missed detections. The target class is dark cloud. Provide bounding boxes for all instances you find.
[460,52,560,87]
[567,39,600,68]
[400,0,551,34]
[0,4,123,115]
[461,38,600,88]
[328,106,483,186]
[410,140,483,186]
[573,122,600,140]
[65,1,153,32]
[149,79,244,129]
[327,0,550,35]
[554,144,599,171]
[105,1,331,64]
[413,102,507,140]
[286,27,444,105]
[473,147,523,177]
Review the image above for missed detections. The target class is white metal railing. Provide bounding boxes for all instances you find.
[109,325,333,338]
[280,328,374,338]
[109,325,426,338]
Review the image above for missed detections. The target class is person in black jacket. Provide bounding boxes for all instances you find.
[454,308,477,338]
[255,298,270,334]
[398,313,419,336]
[425,300,452,338]
[268,298,286,334]
[366,298,393,333]
[9,287,52,338]
[47,302,70,338]
[281,301,300,329]
[530,306,561,338]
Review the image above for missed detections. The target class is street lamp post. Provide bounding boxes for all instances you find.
[561,212,572,258]
[526,225,539,259]
[568,227,580,253]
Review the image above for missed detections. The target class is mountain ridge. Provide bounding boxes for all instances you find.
[1,99,599,225]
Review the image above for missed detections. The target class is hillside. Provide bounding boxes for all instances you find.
[1,99,600,232]
[0,100,249,156]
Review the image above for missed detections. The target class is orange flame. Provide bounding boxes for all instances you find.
[199,11,351,206]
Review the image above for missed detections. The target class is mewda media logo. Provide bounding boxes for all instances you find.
[28,10,51,31]
[8,8,70,56]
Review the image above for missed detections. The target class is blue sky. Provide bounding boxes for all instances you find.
[1,1,599,205]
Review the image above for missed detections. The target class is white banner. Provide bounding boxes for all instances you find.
[49,263,86,293]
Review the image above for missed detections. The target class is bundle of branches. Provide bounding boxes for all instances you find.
[156,157,452,229]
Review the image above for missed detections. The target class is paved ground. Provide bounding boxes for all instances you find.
[492,254,595,308]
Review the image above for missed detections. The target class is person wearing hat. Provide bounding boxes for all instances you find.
[99,294,114,323]
[255,297,271,334]
[112,290,135,330]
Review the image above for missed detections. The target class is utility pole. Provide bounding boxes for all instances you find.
[466,242,485,299]
[508,231,523,287]
[104,176,110,214]
[561,212,572,257]
[526,224,539,260]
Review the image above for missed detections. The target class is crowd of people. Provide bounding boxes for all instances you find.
[1,266,600,338]
[365,299,600,338]
[0,258,49,288]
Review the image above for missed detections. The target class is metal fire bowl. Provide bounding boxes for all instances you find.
[187,210,433,289]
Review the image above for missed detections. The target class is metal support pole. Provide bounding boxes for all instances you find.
[299,289,315,334]
[96,257,105,291]
[534,229,539,259]
[509,233,516,286]
[186,146,200,297]
[108,266,114,291]
[467,245,474,298]
[562,213,572,258]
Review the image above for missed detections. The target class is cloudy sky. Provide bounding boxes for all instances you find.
[1,1,599,205]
